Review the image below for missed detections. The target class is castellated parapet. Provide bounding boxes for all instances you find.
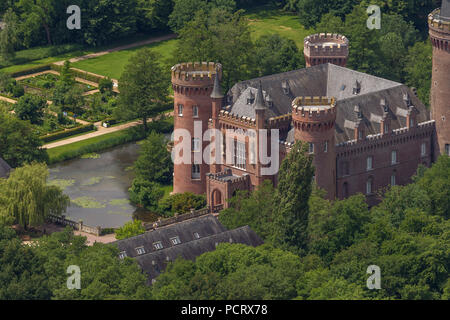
[304,33,349,67]
[292,96,337,129]
[171,62,222,95]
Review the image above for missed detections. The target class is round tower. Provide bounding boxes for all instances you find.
[429,1,450,156]
[171,62,222,195]
[292,97,337,199]
[304,33,349,68]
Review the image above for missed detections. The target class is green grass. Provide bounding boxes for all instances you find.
[245,5,313,49]
[160,184,174,200]
[72,39,178,79]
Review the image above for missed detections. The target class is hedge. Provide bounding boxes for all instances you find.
[40,124,96,143]
[10,64,52,78]
[50,64,104,83]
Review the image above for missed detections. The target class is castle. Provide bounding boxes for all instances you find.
[171,2,450,209]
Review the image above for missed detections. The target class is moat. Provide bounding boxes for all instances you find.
[48,143,158,228]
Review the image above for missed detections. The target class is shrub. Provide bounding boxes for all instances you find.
[157,192,207,217]
[129,179,164,212]
[12,83,24,97]
[115,220,145,240]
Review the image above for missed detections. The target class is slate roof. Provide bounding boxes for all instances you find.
[227,63,430,144]
[136,226,264,283]
[0,158,11,178]
[114,214,226,259]
[441,0,450,20]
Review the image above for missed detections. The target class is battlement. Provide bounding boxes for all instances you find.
[219,109,256,127]
[429,8,450,32]
[207,170,250,184]
[267,114,292,128]
[304,33,349,56]
[292,96,337,120]
[336,120,436,155]
[171,62,222,82]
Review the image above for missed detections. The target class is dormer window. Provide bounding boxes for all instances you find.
[353,80,361,95]
[403,93,411,107]
[193,232,200,239]
[118,251,127,259]
[282,81,290,95]
[247,91,255,104]
[135,246,145,255]
[153,241,163,250]
[266,95,273,107]
[170,236,181,245]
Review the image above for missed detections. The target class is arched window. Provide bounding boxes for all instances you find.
[390,175,396,186]
[366,177,373,195]
[178,104,183,116]
[193,105,199,118]
[366,156,373,171]
[391,150,397,165]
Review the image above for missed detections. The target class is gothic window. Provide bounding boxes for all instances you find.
[391,150,397,165]
[192,138,201,152]
[308,142,314,154]
[366,177,373,195]
[421,143,426,157]
[233,140,246,170]
[191,164,200,179]
[391,175,396,186]
[367,156,373,171]
[193,105,199,118]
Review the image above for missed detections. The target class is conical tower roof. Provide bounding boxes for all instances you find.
[210,71,224,99]
[254,81,266,111]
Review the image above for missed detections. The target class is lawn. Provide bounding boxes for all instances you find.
[72,39,178,79]
[245,5,314,49]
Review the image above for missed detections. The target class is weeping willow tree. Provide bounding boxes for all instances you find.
[0,163,70,229]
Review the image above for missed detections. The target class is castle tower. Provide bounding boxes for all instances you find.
[429,1,450,156]
[171,62,222,195]
[292,97,337,199]
[304,33,349,68]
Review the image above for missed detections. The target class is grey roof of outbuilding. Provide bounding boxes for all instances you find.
[228,63,430,144]
[0,158,11,178]
[134,226,264,283]
[113,214,226,259]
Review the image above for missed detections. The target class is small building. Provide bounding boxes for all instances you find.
[112,214,263,284]
[0,157,11,178]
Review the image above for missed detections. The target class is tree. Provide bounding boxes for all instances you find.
[117,48,170,132]
[137,0,175,32]
[404,41,432,107]
[219,180,276,241]
[115,219,146,240]
[0,8,19,61]
[0,163,70,229]
[169,0,236,32]
[251,34,303,78]
[272,141,314,255]
[83,0,138,47]
[174,7,253,90]
[133,131,172,185]
[14,94,46,125]
[129,179,164,211]
[0,111,48,167]
[98,77,113,94]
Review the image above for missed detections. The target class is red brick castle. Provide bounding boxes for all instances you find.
[172,2,450,209]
